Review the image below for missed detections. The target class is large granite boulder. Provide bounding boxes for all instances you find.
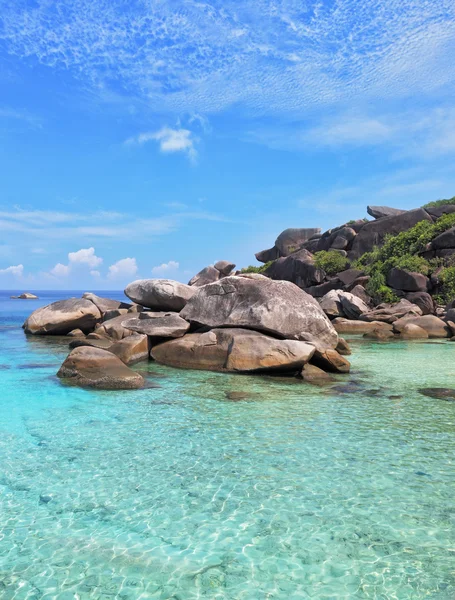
[301,364,334,385]
[431,227,455,250]
[336,269,364,287]
[82,293,132,314]
[123,313,190,338]
[23,299,101,335]
[311,349,350,373]
[12,292,38,299]
[95,315,135,340]
[392,315,451,338]
[125,279,195,310]
[386,268,429,292]
[264,249,325,289]
[367,206,406,219]
[109,335,149,365]
[151,328,315,373]
[350,209,432,258]
[180,276,338,350]
[255,247,280,263]
[330,227,356,250]
[256,228,321,262]
[425,205,455,219]
[332,318,393,335]
[405,292,434,315]
[214,260,236,276]
[400,324,429,339]
[57,347,144,389]
[188,265,220,287]
[360,299,422,323]
[319,290,368,320]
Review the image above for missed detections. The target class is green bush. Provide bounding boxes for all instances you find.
[382,254,430,276]
[313,251,349,276]
[240,261,273,274]
[365,271,399,304]
[437,266,455,304]
[423,196,455,208]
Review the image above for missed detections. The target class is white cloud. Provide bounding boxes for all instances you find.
[127,127,197,162]
[50,263,70,277]
[0,264,23,276]
[107,257,138,279]
[90,270,101,277]
[151,260,179,274]
[68,247,103,268]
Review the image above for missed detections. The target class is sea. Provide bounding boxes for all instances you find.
[0,290,454,599]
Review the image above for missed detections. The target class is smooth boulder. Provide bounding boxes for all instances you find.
[265,249,325,289]
[361,299,422,323]
[23,299,101,335]
[123,313,190,338]
[188,265,220,287]
[125,279,195,311]
[95,315,135,340]
[109,335,149,365]
[82,292,132,314]
[180,276,338,350]
[392,315,451,338]
[400,324,429,339]
[151,328,316,373]
[386,268,428,293]
[366,206,406,219]
[57,347,144,389]
[332,318,393,335]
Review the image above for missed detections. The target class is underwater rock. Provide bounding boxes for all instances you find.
[311,348,350,373]
[418,388,455,400]
[301,364,334,385]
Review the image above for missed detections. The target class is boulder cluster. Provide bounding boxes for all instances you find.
[23,275,348,390]
[22,200,455,391]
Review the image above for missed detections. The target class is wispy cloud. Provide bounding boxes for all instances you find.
[126,127,197,162]
[0,264,23,276]
[0,1,453,118]
[151,260,179,274]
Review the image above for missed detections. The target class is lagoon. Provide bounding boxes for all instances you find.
[0,291,454,599]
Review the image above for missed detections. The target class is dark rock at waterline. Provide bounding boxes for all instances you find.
[301,363,334,385]
[418,388,455,401]
[311,348,350,373]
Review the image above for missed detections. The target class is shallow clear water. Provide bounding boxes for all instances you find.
[0,291,454,599]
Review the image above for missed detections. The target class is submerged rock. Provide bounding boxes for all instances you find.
[125,279,195,311]
[301,364,334,385]
[180,276,338,351]
[23,299,101,335]
[418,388,455,401]
[151,328,316,373]
[57,347,144,389]
[311,349,350,373]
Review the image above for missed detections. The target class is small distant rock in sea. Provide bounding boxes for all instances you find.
[11,292,38,300]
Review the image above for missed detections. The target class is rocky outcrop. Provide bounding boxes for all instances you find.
[367,206,406,219]
[405,292,434,315]
[400,324,429,339]
[256,228,321,262]
[431,227,455,250]
[386,268,429,292]
[23,299,101,335]
[11,292,38,299]
[350,209,433,259]
[151,328,316,373]
[123,313,190,338]
[332,318,393,335]
[180,276,338,350]
[109,335,149,365]
[188,261,236,286]
[319,290,368,320]
[264,249,324,289]
[360,299,422,323]
[311,349,350,373]
[392,315,451,338]
[57,347,144,389]
[82,292,132,314]
[125,279,195,310]
[94,315,135,340]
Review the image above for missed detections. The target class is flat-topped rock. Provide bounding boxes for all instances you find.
[57,346,144,389]
[151,328,316,373]
[123,313,190,338]
[367,205,406,219]
[332,318,393,335]
[361,299,422,323]
[125,279,195,311]
[180,276,338,351]
[23,299,101,335]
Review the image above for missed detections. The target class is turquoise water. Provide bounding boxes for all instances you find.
[0,291,454,599]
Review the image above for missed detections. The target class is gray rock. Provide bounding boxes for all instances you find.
[11,292,38,299]
[275,228,322,256]
[319,290,368,320]
[123,314,190,338]
[151,328,316,373]
[23,299,101,335]
[255,246,280,263]
[125,279,196,311]
[336,269,364,287]
[350,209,432,258]
[425,205,455,219]
[95,315,135,340]
[333,318,393,335]
[349,285,373,307]
[319,290,344,318]
[361,299,422,323]
[304,279,343,298]
[264,249,325,289]
[330,227,356,250]
[188,265,220,287]
[367,206,406,219]
[386,268,429,292]
[431,227,455,250]
[82,292,131,314]
[214,260,236,276]
[392,315,451,338]
[405,292,434,315]
[57,347,144,389]
[180,276,338,350]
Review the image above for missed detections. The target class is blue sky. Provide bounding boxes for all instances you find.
[0,0,454,290]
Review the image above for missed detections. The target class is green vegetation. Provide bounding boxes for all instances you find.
[354,212,455,303]
[423,196,455,209]
[240,261,274,274]
[314,250,349,276]
[435,266,455,304]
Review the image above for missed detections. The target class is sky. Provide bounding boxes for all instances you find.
[0,0,455,290]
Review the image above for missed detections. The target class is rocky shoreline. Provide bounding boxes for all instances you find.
[21,200,455,390]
